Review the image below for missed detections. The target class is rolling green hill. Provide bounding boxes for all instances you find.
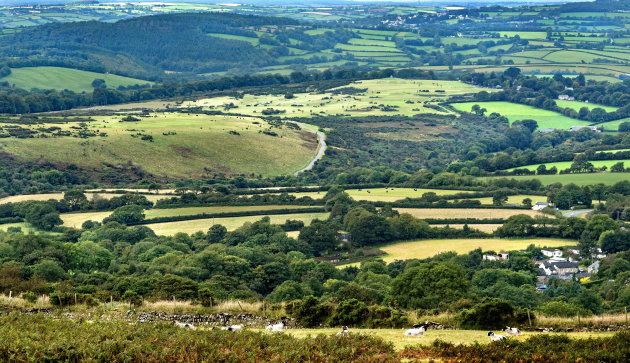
[0,113,320,179]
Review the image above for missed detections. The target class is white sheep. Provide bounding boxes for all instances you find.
[404,324,427,337]
[265,320,285,332]
[336,326,349,336]
[505,326,521,336]
[488,331,506,341]
[174,321,195,330]
[221,324,243,332]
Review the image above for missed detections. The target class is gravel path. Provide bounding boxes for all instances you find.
[293,123,326,176]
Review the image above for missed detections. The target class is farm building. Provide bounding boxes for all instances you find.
[569,125,600,132]
[558,95,575,101]
[532,202,551,211]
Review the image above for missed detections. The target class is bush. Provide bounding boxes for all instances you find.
[456,298,517,330]
[22,291,37,304]
[329,299,369,327]
[291,296,333,328]
[537,300,590,317]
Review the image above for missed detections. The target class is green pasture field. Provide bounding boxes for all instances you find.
[436,64,630,78]
[451,101,591,129]
[207,33,259,45]
[0,113,319,178]
[597,117,630,131]
[598,148,630,154]
[60,205,315,228]
[555,100,617,113]
[377,238,575,263]
[1,67,152,93]
[535,74,620,83]
[349,52,407,58]
[348,38,397,47]
[147,212,329,235]
[543,50,618,63]
[336,44,402,53]
[482,172,630,186]
[506,160,630,172]
[0,222,44,234]
[497,31,547,39]
[184,78,485,119]
[280,329,614,350]
[394,208,543,220]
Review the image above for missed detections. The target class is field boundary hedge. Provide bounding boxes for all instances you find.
[130,207,327,225]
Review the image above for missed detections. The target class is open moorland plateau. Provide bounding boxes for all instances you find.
[1,0,630,362]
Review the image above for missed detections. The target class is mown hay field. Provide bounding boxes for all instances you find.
[147,212,329,235]
[60,205,317,228]
[378,238,576,262]
[286,188,475,202]
[0,113,319,178]
[394,208,543,219]
[431,224,504,233]
[470,194,546,205]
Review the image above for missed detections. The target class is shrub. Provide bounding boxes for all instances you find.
[22,291,37,304]
[455,298,516,330]
[329,299,369,327]
[537,300,589,317]
[291,296,333,328]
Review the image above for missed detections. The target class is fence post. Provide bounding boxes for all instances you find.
[625,307,628,326]
[527,309,532,327]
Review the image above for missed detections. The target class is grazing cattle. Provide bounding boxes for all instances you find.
[488,332,506,341]
[336,326,349,336]
[174,321,195,330]
[265,320,285,332]
[505,326,521,336]
[404,324,427,337]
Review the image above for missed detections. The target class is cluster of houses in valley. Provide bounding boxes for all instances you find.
[483,246,606,292]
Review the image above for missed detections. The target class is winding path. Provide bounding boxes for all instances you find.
[293,122,326,176]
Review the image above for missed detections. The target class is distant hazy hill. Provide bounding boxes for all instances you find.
[0,12,297,79]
